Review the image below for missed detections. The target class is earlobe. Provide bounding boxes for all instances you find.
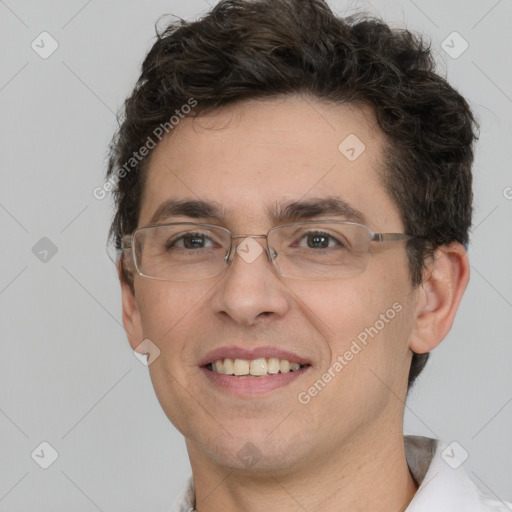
[117,260,144,351]
[409,242,470,354]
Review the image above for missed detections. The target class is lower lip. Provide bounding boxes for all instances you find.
[200,366,310,396]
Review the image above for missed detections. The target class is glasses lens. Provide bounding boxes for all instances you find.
[133,224,230,281]
[268,222,371,279]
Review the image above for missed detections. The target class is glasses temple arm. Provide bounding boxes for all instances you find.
[372,233,417,243]
[121,234,132,249]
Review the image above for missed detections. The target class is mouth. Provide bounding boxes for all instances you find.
[204,357,309,377]
[199,347,312,395]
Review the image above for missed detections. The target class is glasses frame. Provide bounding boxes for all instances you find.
[120,220,416,282]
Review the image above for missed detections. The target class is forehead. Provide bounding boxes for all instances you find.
[138,95,401,232]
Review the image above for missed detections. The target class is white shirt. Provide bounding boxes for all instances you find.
[169,436,511,511]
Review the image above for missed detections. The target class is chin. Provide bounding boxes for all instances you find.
[208,442,307,474]
[186,420,316,475]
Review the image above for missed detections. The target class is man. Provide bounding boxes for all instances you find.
[106,0,510,510]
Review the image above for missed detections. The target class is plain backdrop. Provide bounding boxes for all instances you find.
[1,0,511,510]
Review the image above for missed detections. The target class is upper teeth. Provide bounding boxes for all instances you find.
[210,358,303,376]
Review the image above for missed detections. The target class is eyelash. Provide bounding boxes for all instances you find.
[166,232,217,249]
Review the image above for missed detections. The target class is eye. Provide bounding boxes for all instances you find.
[166,232,216,250]
[297,231,343,249]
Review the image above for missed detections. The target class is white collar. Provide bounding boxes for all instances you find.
[169,436,511,511]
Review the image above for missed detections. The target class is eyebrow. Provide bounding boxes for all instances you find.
[268,196,366,225]
[148,196,366,226]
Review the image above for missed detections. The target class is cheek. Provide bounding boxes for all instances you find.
[287,274,409,346]
[134,281,212,432]
[287,267,414,394]
[290,278,414,432]
[134,280,209,359]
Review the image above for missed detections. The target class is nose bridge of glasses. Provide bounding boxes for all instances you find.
[225,233,274,264]
[231,234,267,238]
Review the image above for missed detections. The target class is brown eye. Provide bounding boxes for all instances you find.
[297,231,342,249]
[306,234,331,248]
[166,232,215,250]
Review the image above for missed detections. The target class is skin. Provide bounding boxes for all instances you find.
[119,95,469,512]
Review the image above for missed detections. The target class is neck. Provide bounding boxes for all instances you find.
[186,429,418,512]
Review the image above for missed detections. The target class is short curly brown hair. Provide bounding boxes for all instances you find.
[106,0,477,389]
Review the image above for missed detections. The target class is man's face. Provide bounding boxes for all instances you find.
[123,96,420,474]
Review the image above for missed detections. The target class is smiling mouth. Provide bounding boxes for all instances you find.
[205,357,309,377]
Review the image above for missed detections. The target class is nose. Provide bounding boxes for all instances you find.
[210,235,290,326]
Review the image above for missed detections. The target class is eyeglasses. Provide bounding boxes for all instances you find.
[120,221,416,281]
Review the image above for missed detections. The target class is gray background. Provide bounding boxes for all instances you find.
[1,0,511,510]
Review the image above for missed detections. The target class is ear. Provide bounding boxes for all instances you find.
[117,260,144,351]
[409,242,470,354]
